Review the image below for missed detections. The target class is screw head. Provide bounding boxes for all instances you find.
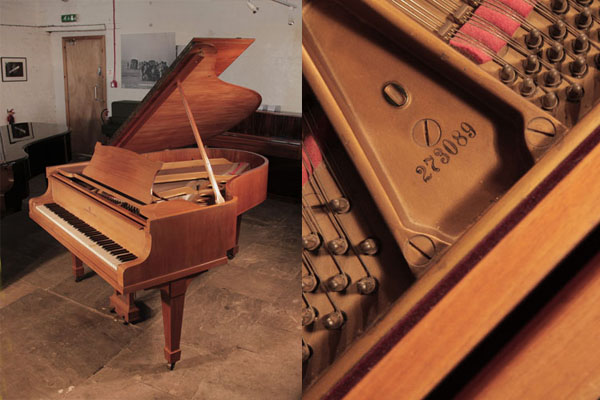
[412,119,441,147]
[326,273,349,292]
[323,310,345,330]
[302,274,318,292]
[327,238,348,255]
[302,341,312,362]
[303,233,321,251]
[525,117,556,148]
[302,306,317,326]
[357,276,377,295]
[358,238,378,255]
[329,197,350,214]
[405,235,435,266]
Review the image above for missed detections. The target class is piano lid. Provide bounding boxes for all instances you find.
[110,38,262,154]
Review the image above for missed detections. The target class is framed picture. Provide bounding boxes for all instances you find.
[1,57,27,82]
[8,122,34,143]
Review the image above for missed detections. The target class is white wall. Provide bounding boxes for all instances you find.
[0,25,57,124]
[0,0,301,126]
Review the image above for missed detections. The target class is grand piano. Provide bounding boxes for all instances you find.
[29,38,268,369]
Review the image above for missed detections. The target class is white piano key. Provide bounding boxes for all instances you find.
[36,204,136,270]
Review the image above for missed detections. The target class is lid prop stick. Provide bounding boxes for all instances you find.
[177,80,225,204]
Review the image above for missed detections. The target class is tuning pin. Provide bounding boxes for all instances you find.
[326,273,349,292]
[544,68,562,87]
[572,34,590,54]
[302,340,312,362]
[520,77,537,97]
[570,55,588,77]
[575,8,593,30]
[546,43,565,63]
[303,233,321,251]
[525,28,544,50]
[328,198,350,214]
[327,237,348,255]
[302,274,318,292]
[524,54,540,74]
[302,306,317,326]
[499,64,517,84]
[356,276,378,295]
[322,310,345,330]
[549,20,567,40]
[541,92,559,110]
[551,0,569,13]
[358,238,379,255]
[566,83,585,102]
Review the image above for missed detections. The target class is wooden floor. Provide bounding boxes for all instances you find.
[0,174,300,400]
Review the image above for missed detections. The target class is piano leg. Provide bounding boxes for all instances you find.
[72,254,84,282]
[159,277,192,370]
[110,291,142,323]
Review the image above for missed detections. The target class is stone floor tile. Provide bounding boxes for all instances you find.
[0,289,140,399]
[85,335,208,399]
[0,279,37,309]
[199,263,291,303]
[190,346,301,400]
[57,380,178,400]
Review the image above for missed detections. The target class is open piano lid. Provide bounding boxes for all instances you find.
[110,38,261,153]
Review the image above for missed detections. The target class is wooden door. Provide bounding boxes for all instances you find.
[63,36,106,156]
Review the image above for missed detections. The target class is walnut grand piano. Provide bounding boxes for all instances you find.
[29,38,268,369]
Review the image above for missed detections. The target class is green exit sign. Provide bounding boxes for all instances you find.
[61,14,78,23]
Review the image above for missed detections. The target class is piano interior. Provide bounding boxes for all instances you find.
[302,0,600,397]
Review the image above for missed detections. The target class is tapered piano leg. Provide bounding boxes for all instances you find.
[110,290,142,323]
[72,254,84,282]
[160,278,192,369]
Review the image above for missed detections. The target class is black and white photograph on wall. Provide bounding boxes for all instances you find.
[7,122,33,143]
[1,57,27,82]
[121,32,175,88]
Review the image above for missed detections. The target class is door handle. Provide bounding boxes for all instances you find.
[94,85,103,102]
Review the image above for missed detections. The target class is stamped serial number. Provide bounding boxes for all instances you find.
[415,122,477,183]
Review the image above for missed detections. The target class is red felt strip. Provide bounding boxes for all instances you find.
[498,0,534,17]
[450,20,510,64]
[450,37,493,64]
[302,134,323,187]
[475,5,521,36]
[460,22,507,52]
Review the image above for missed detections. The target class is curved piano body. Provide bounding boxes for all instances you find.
[28,38,268,368]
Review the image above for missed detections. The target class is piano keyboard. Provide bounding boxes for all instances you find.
[36,203,138,270]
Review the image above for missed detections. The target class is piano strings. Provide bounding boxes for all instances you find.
[387,0,597,105]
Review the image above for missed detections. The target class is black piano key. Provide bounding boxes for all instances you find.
[91,235,109,241]
[44,203,136,262]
